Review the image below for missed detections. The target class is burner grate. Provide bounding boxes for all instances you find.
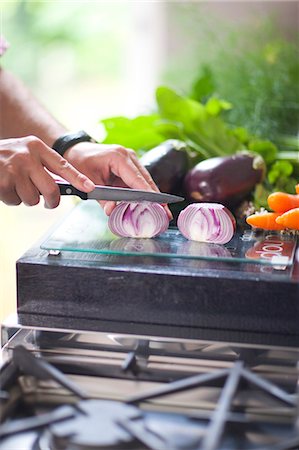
[1,331,299,450]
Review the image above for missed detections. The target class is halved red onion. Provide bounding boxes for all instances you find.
[177,203,236,244]
[108,202,169,238]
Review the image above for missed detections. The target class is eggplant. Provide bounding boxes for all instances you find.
[183,151,265,207]
[140,140,189,194]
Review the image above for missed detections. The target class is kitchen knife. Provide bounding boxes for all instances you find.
[57,181,184,204]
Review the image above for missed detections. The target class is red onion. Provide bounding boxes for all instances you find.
[177,203,236,244]
[108,202,169,238]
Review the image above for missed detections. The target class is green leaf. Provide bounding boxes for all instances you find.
[153,120,184,140]
[100,114,164,152]
[268,169,280,185]
[190,65,215,102]
[156,86,206,130]
[268,160,293,184]
[205,97,232,116]
[271,159,293,176]
[156,86,241,157]
[248,139,278,165]
[253,183,272,209]
[231,127,251,144]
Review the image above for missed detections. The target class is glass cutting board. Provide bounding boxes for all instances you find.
[41,201,297,268]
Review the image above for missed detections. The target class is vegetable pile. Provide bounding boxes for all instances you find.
[246,184,299,231]
[99,86,299,213]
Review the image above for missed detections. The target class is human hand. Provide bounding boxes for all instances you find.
[0,136,95,208]
[64,142,172,218]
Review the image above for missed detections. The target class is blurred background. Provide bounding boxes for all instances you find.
[0,1,298,323]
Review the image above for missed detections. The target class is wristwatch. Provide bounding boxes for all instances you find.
[52,130,95,157]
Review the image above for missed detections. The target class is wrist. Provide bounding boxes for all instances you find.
[62,140,95,161]
[52,130,95,157]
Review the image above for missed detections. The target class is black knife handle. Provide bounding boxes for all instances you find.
[56,181,88,200]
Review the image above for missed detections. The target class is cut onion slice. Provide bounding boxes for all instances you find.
[177,203,236,244]
[108,202,169,238]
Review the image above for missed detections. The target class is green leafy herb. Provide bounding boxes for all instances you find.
[101,85,243,162]
[248,139,277,165]
[190,65,215,102]
[101,115,164,153]
[188,21,299,139]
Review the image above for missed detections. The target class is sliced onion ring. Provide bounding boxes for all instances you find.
[108,202,169,238]
[177,203,236,244]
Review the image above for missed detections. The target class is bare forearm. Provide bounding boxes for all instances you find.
[0,67,67,146]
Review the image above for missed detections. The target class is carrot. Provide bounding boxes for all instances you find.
[246,212,285,230]
[276,208,299,230]
[296,184,299,195]
[267,191,299,212]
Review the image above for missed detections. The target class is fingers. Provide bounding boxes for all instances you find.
[102,200,116,216]
[0,136,95,209]
[109,147,155,192]
[15,175,40,206]
[30,140,96,209]
[129,154,160,192]
[128,151,173,219]
[40,147,95,193]
[29,168,61,208]
[162,205,173,220]
[3,163,60,209]
[101,146,173,218]
[0,178,21,205]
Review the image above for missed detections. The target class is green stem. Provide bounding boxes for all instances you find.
[187,131,227,157]
[275,135,299,151]
[183,137,212,160]
[277,151,299,161]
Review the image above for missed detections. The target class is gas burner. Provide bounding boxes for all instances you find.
[1,328,299,450]
[38,400,205,450]
[39,400,141,450]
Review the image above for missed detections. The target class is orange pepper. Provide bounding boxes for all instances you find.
[246,212,285,230]
[267,192,299,212]
[296,184,299,195]
[276,208,299,230]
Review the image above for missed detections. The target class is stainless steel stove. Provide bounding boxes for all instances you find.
[1,320,299,450]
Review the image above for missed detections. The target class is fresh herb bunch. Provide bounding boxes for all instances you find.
[101,86,243,161]
[189,23,299,145]
[100,86,298,210]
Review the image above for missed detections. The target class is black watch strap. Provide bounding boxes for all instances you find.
[52,130,95,156]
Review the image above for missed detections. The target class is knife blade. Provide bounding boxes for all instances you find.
[57,181,184,204]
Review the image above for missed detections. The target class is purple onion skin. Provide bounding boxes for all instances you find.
[183,152,265,207]
[108,202,169,238]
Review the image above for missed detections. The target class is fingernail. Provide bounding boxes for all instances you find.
[104,204,110,215]
[44,201,51,209]
[83,179,95,190]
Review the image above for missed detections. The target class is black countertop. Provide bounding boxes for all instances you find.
[17,235,299,344]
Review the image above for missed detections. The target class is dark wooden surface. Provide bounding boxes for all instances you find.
[17,240,299,343]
